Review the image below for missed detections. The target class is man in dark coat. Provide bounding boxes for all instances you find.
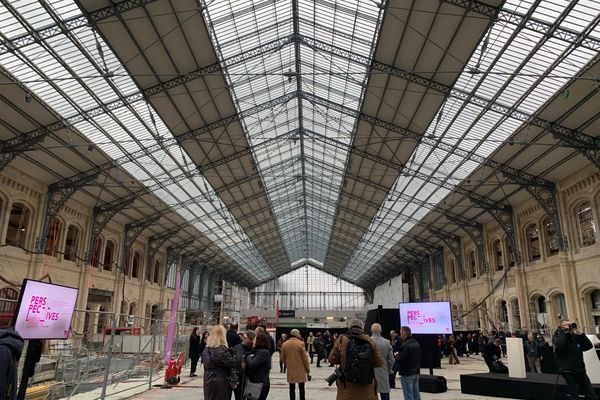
[553,320,597,400]
[227,323,242,349]
[0,329,24,400]
[396,326,422,400]
[232,330,255,400]
[483,339,506,373]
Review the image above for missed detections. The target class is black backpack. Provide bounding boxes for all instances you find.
[345,336,375,385]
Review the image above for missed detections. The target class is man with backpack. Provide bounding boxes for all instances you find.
[328,319,383,400]
[396,326,422,400]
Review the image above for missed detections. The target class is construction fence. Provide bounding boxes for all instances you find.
[0,298,211,400]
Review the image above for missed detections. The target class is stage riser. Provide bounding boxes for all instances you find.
[461,373,600,400]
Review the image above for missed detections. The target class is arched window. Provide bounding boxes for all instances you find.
[553,293,568,320]
[506,239,516,267]
[544,218,560,256]
[0,288,19,326]
[103,240,114,271]
[499,300,508,324]
[576,202,596,247]
[44,218,62,257]
[510,298,521,329]
[448,259,456,284]
[468,251,477,279]
[5,203,30,248]
[153,260,161,284]
[591,290,600,326]
[90,237,103,269]
[64,225,80,261]
[526,224,541,261]
[131,251,141,278]
[493,240,504,271]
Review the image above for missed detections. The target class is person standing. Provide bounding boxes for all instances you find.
[314,332,324,368]
[255,326,275,356]
[390,330,401,389]
[524,333,542,373]
[188,327,201,377]
[198,331,208,364]
[396,326,422,400]
[232,330,255,400]
[483,339,506,373]
[277,333,288,373]
[448,336,460,365]
[227,323,242,349]
[0,328,24,400]
[553,320,597,400]
[281,329,310,400]
[244,332,272,400]
[202,325,236,400]
[329,319,384,400]
[371,323,395,400]
[306,332,315,364]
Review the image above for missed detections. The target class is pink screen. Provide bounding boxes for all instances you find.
[14,280,79,340]
[399,302,453,334]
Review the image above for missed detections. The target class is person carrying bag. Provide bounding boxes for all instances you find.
[243,332,272,400]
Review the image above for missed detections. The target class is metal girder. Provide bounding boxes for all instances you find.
[395,192,489,273]
[0,127,51,172]
[86,193,137,260]
[302,34,600,169]
[146,225,181,277]
[405,165,518,262]
[84,0,158,23]
[443,0,600,51]
[122,212,162,270]
[428,226,464,280]
[38,168,103,251]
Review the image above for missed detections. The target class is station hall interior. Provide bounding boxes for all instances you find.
[0,0,600,397]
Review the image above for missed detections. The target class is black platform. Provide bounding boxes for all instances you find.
[461,372,600,400]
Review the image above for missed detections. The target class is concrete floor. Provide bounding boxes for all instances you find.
[133,353,507,400]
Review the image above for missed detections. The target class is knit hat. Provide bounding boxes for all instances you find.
[348,319,364,330]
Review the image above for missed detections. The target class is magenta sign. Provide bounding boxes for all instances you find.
[14,279,79,340]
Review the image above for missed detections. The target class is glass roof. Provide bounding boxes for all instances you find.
[203,0,384,264]
[2,0,599,288]
[0,0,272,280]
[342,0,600,281]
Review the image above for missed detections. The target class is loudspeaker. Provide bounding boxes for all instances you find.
[419,374,447,393]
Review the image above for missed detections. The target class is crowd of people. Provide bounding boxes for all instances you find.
[189,320,422,400]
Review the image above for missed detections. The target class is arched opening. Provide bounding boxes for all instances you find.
[131,251,141,279]
[103,240,114,271]
[44,218,62,257]
[576,201,596,247]
[90,237,103,269]
[119,301,128,326]
[510,298,521,330]
[468,251,476,279]
[505,238,516,268]
[525,223,541,261]
[498,300,508,328]
[590,289,600,326]
[448,259,456,284]
[64,225,80,261]
[493,240,504,271]
[151,304,160,334]
[544,218,560,256]
[552,293,568,323]
[0,288,19,328]
[529,294,548,331]
[5,202,30,248]
[128,303,137,325]
[468,302,480,330]
[153,260,161,284]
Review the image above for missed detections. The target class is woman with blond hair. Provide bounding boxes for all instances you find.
[202,325,236,400]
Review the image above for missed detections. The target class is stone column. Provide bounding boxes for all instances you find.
[513,267,530,330]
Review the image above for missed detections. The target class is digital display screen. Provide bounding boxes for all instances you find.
[399,301,453,334]
[14,279,79,340]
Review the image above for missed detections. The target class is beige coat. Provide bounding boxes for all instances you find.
[328,329,384,400]
[281,337,310,383]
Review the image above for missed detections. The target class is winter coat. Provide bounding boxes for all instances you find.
[553,329,593,373]
[306,335,315,353]
[0,329,24,400]
[245,346,271,385]
[188,333,201,359]
[201,345,235,400]
[232,343,252,375]
[227,329,242,349]
[371,333,394,393]
[396,336,421,376]
[328,327,384,400]
[281,336,309,383]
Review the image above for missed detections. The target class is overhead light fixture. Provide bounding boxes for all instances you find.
[25,93,32,103]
